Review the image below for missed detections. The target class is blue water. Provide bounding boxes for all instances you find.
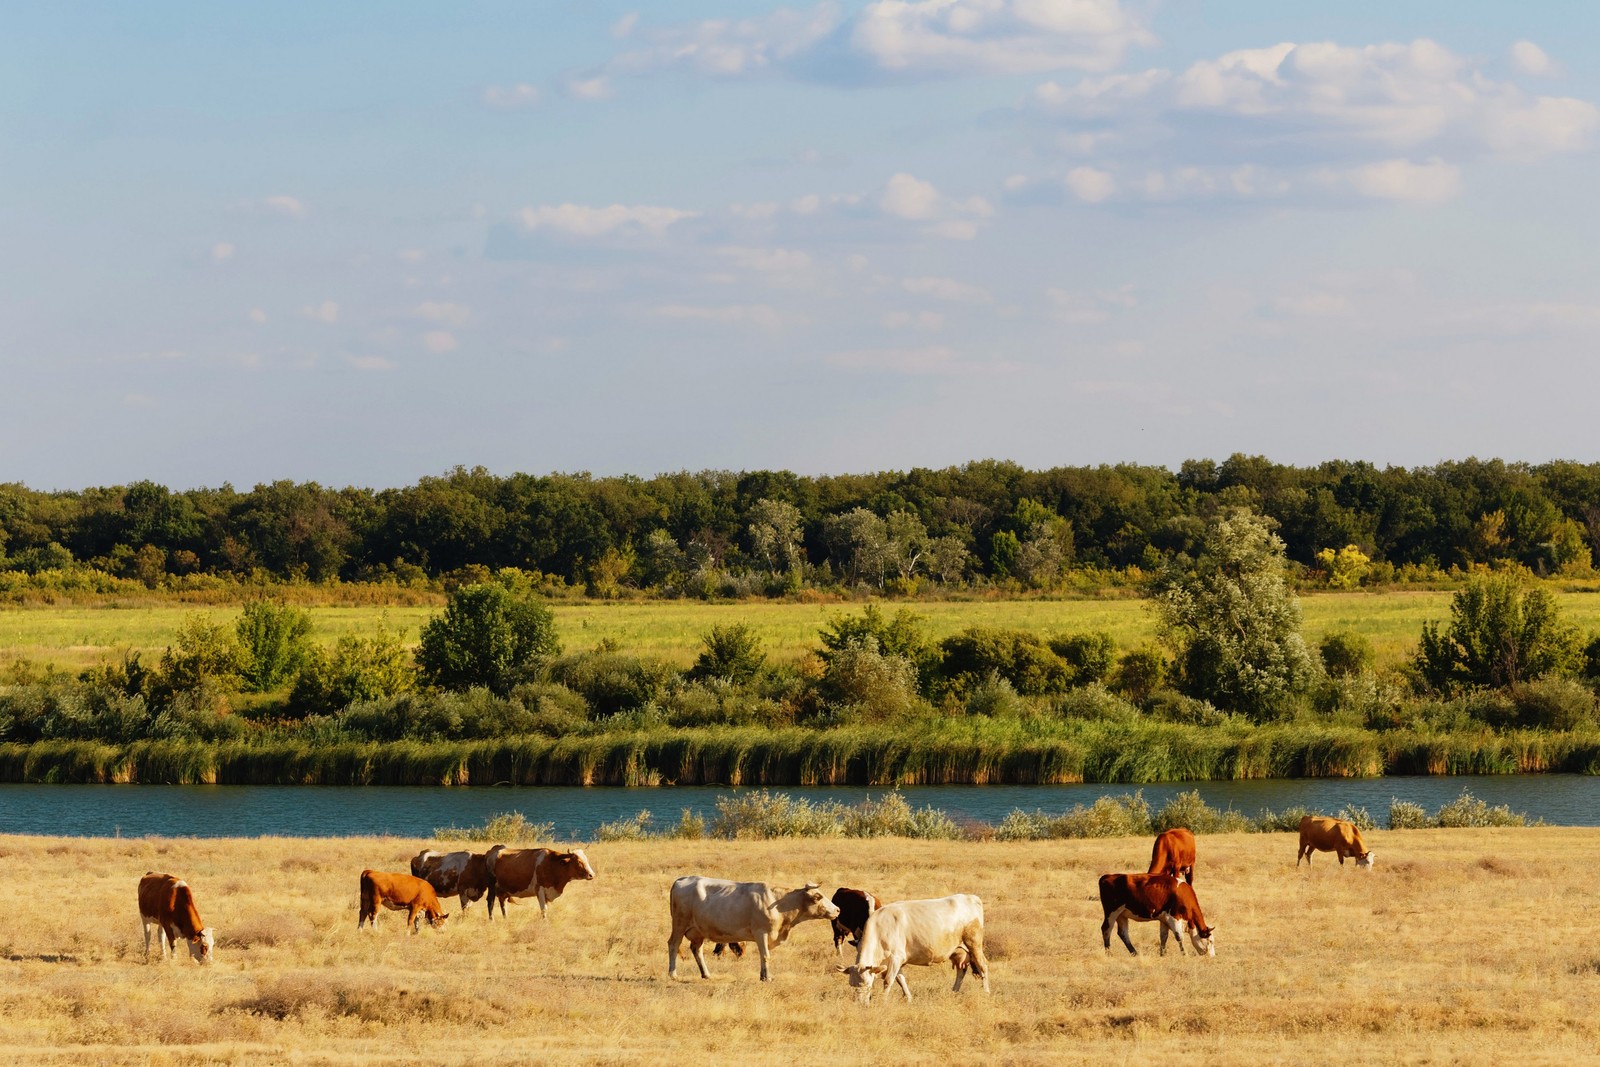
[0,776,1595,838]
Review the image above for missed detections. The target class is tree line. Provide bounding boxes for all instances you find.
[4,455,1600,593]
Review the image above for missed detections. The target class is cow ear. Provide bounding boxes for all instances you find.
[835,965,853,975]
[804,882,820,890]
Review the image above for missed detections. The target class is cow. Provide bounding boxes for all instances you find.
[358,870,449,933]
[837,894,990,1003]
[411,848,493,914]
[1297,815,1374,868]
[138,873,215,965]
[716,885,881,961]
[1099,873,1215,957]
[483,845,596,920]
[1149,827,1197,885]
[667,876,840,982]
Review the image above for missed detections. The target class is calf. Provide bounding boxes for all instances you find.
[1099,873,1214,957]
[411,848,493,914]
[358,870,449,933]
[1297,815,1374,868]
[1149,827,1197,885]
[668,876,839,982]
[138,873,215,964]
[484,845,596,920]
[837,894,989,1003]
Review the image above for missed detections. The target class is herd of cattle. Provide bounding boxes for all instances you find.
[135,814,1375,1001]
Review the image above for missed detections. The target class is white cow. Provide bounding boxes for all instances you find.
[667,876,840,982]
[837,894,990,1003]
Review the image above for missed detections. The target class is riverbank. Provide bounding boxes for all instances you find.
[1,829,1594,1065]
[4,721,1599,788]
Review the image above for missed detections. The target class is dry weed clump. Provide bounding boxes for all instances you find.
[0,828,1596,1065]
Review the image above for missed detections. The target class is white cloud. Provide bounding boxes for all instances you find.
[1343,158,1461,203]
[1046,284,1134,323]
[301,300,339,323]
[1510,41,1560,78]
[414,301,472,326]
[398,249,425,264]
[1064,165,1116,202]
[719,246,813,272]
[653,303,788,329]
[264,195,306,218]
[1032,69,1169,116]
[518,202,696,237]
[422,331,459,353]
[566,76,613,100]
[903,276,991,303]
[483,83,541,108]
[883,310,946,331]
[247,308,268,324]
[878,173,992,237]
[349,355,393,371]
[881,172,942,220]
[612,12,640,39]
[211,242,235,263]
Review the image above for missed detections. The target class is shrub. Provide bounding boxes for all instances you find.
[1434,789,1531,828]
[1110,645,1166,703]
[416,584,561,696]
[934,626,1072,699]
[290,628,415,717]
[689,623,766,685]
[994,792,1153,840]
[1510,677,1596,731]
[1152,790,1254,834]
[963,673,1026,718]
[550,650,677,718]
[1143,689,1227,727]
[815,638,922,722]
[596,810,657,842]
[433,811,554,843]
[236,600,315,693]
[1319,631,1375,679]
[1054,684,1141,723]
[710,790,842,839]
[1416,573,1585,692]
[1049,631,1117,685]
[838,792,963,840]
[1256,805,1319,832]
[1387,799,1430,830]
[155,613,244,698]
[1333,804,1375,831]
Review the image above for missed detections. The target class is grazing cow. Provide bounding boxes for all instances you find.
[1099,873,1215,957]
[483,845,596,920]
[837,894,990,1003]
[358,870,449,933]
[1149,827,1197,885]
[138,873,215,964]
[1297,815,1374,868]
[667,876,840,982]
[411,848,493,914]
[716,885,881,961]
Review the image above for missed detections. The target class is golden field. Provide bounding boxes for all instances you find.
[1,828,1597,1066]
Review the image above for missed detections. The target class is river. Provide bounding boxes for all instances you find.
[1,775,1595,839]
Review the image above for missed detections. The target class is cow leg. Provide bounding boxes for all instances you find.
[1101,910,1115,954]
[667,927,684,979]
[160,923,176,960]
[536,886,549,919]
[964,928,991,993]
[884,959,910,1002]
[1117,914,1137,956]
[755,933,772,981]
[1185,866,1195,887]
[141,918,153,962]
[408,905,421,934]
[690,937,712,980]
[1297,842,1308,866]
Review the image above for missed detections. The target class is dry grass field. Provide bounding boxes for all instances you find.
[1,829,1597,1065]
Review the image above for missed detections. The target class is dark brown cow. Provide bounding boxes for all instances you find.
[1149,827,1197,885]
[1099,873,1215,957]
[411,849,493,914]
[484,845,596,920]
[138,873,215,964]
[358,870,449,933]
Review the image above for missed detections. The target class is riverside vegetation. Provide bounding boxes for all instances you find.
[1,826,1595,1066]
[5,508,1600,785]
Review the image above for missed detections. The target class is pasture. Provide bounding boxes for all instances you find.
[0,829,1595,1065]
[7,588,1583,676]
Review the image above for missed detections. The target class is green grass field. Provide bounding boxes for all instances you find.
[7,590,1600,676]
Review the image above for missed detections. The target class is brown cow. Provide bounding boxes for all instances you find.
[484,845,596,920]
[138,873,215,964]
[411,849,493,914]
[1149,827,1197,885]
[1099,873,1215,957]
[358,870,450,933]
[1297,816,1374,868]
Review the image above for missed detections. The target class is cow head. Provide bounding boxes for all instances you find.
[836,962,888,1002]
[188,928,215,964]
[1192,922,1216,957]
[427,911,451,929]
[1355,851,1375,869]
[798,883,840,922]
[566,849,597,880]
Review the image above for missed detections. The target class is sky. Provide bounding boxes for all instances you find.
[4,1,1600,490]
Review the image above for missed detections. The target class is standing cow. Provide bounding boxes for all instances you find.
[717,884,880,961]
[837,894,990,1003]
[1099,873,1215,957]
[1297,815,1374,868]
[411,848,494,914]
[484,845,596,920]
[138,873,215,964]
[667,876,839,982]
[1149,827,1196,885]
[358,870,449,933]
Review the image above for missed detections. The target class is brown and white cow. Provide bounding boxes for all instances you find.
[358,870,449,933]
[1297,815,1374,868]
[483,845,596,920]
[138,873,215,964]
[411,849,493,914]
[668,876,839,982]
[837,894,989,1003]
[1099,873,1215,957]
[1149,827,1197,885]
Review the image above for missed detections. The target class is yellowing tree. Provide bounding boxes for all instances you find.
[1314,544,1371,589]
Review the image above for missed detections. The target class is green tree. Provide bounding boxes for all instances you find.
[1415,572,1585,691]
[415,583,561,695]
[689,623,767,684]
[155,613,245,698]
[290,627,416,716]
[236,599,315,692]
[1155,508,1315,720]
[746,498,805,577]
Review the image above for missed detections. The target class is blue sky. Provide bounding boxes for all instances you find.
[4,1,1599,488]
